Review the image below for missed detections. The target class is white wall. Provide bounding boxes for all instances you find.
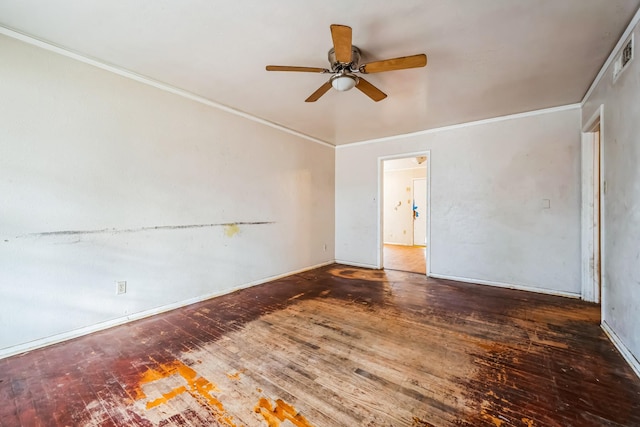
[0,35,335,353]
[582,20,640,364]
[383,166,427,245]
[336,107,582,295]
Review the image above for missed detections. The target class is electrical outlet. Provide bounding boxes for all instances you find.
[116,281,127,295]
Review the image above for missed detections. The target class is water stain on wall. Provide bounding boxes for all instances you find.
[224,223,241,237]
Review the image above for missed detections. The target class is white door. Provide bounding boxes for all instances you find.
[412,178,427,246]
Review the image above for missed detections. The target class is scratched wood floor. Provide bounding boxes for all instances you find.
[1,265,639,427]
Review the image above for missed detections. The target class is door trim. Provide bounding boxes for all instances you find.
[412,177,427,246]
[581,105,604,305]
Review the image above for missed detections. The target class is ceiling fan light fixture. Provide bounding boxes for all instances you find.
[331,74,358,91]
[266,25,426,102]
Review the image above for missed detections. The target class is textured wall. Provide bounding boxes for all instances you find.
[0,35,335,352]
[582,22,640,364]
[336,108,582,294]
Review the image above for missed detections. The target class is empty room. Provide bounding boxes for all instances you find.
[1,1,640,426]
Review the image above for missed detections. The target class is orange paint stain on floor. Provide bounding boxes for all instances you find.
[146,385,188,409]
[254,397,314,427]
[133,359,237,427]
[480,400,504,427]
[522,417,535,427]
[482,413,504,427]
[226,369,246,381]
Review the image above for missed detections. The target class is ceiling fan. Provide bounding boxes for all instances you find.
[266,24,427,102]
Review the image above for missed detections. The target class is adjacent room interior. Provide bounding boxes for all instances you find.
[382,156,428,274]
[1,1,640,426]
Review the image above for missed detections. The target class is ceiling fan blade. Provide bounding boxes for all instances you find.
[360,54,427,74]
[305,81,333,102]
[356,77,387,102]
[330,24,353,63]
[266,65,329,73]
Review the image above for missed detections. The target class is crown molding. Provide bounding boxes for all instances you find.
[0,25,334,149]
[337,103,581,149]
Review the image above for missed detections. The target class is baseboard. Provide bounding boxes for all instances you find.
[334,260,380,269]
[383,241,412,246]
[428,273,581,299]
[0,260,334,360]
[601,321,640,380]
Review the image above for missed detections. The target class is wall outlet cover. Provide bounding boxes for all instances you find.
[116,281,127,295]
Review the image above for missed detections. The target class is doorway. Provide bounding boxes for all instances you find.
[581,106,603,304]
[380,154,430,274]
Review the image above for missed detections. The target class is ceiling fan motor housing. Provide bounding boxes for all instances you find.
[328,46,362,71]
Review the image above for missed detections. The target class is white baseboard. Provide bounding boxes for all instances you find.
[0,260,335,360]
[601,320,640,380]
[334,260,380,269]
[428,273,581,299]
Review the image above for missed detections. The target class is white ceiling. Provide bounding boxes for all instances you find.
[1,0,639,145]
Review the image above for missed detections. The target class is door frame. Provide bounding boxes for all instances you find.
[378,151,431,275]
[581,105,604,304]
[412,177,427,246]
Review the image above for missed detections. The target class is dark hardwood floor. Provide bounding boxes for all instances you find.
[1,264,639,426]
[384,244,426,274]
